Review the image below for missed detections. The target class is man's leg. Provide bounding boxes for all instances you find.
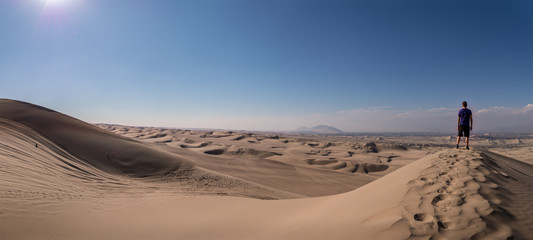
[465,137,469,149]
[456,125,463,148]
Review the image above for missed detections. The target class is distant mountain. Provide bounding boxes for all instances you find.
[295,125,344,135]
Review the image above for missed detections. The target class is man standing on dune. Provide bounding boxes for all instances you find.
[456,101,473,149]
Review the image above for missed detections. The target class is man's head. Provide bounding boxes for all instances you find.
[462,101,467,108]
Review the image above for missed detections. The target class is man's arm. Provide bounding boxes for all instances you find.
[470,114,473,131]
[457,117,460,130]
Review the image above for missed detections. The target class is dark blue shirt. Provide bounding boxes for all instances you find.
[458,108,472,126]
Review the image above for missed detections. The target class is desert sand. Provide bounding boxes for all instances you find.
[1,99,532,239]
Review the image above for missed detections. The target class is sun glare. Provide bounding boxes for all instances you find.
[38,0,80,28]
[45,0,69,5]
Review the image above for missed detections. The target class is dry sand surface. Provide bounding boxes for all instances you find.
[489,146,533,165]
[1,99,532,239]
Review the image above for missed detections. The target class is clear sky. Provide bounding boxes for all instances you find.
[1,0,532,132]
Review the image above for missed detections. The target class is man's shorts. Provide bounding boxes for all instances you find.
[458,125,470,137]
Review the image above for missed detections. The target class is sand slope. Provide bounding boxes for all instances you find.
[3,147,530,239]
[0,99,193,177]
[1,99,532,239]
[0,116,301,202]
[0,118,131,201]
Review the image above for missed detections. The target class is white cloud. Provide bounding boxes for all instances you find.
[394,112,412,118]
[476,106,505,114]
[517,104,533,114]
[476,105,533,115]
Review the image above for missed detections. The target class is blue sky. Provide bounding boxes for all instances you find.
[1,0,532,132]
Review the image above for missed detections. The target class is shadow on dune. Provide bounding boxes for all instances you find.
[0,99,194,177]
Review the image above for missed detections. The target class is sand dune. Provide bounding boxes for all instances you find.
[0,118,131,201]
[0,100,301,200]
[1,99,532,239]
[101,124,411,197]
[3,148,530,239]
[0,99,193,177]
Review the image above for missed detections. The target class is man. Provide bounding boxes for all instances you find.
[456,101,473,149]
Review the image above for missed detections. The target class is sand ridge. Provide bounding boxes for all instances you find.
[400,150,512,239]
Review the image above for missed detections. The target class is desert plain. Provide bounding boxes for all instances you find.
[1,99,532,239]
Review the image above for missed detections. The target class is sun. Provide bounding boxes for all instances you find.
[44,0,70,5]
[38,0,78,27]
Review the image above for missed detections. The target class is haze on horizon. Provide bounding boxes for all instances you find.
[1,0,532,132]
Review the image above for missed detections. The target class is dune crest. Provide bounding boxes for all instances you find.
[400,150,515,239]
